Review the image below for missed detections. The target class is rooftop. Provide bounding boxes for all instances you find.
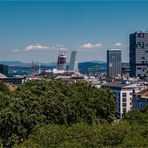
[102,80,145,89]
[138,89,148,98]
[102,80,129,89]
[0,73,7,78]
[107,49,121,51]
[136,31,148,34]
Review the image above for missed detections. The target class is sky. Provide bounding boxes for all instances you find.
[0,0,148,63]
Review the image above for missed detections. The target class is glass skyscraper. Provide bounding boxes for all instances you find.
[69,51,78,72]
[107,49,121,77]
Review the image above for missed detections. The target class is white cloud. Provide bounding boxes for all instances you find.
[79,43,102,50]
[114,42,122,48]
[51,45,68,51]
[25,43,48,51]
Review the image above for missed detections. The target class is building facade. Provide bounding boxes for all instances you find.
[132,89,148,110]
[69,51,78,72]
[130,31,148,78]
[102,80,147,118]
[57,52,66,71]
[107,49,121,77]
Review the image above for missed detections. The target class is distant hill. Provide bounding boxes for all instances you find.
[78,61,129,74]
[78,62,107,74]
[0,61,55,67]
[1,60,129,75]
[87,60,106,64]
[0,61,23,65]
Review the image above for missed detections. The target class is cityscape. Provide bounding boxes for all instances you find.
[0,0,148,147]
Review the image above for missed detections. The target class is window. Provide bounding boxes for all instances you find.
[122,103,126,107]
[123,108,126,112]
[141,57,145,59]
[137,33,141,38]
[138,42,141,46]
[122,93,126,97]
[122,98,126,102]
[142,42,144,48]
[142,33,144,38]
[137,67,142,70]
[130,92,133,95]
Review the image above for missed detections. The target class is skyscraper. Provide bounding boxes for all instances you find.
[107,49,121,77]
[130,31,148,78]
[69,51,78,72]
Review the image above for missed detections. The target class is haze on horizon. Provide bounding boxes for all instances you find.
[0,0,148,63]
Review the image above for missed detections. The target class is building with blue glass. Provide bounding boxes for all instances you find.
[107,49,121,77]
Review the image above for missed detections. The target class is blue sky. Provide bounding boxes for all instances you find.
[0,0,148,63]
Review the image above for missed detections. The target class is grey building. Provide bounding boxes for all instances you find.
[107,49,121,77]
[130,31,148,78]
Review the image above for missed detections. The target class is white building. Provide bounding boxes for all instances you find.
[102,80,147,118]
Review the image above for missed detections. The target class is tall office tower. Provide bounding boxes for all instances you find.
[57,51,66,71]
[107,49,122,77]
[69,51,78,72]
[130,31,148,78]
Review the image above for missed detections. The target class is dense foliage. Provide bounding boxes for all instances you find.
[15,122,129,147]
[14,108,148,148]
[0,80,115,147]
[0,80,147,147]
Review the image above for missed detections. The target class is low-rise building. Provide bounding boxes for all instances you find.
[132,89,148,110]
[102,80,147,118]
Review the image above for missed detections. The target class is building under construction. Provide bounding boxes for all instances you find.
[57,51,66,71]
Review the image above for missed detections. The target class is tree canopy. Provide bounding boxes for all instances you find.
[0,80,147,147]
[0,80,115,147]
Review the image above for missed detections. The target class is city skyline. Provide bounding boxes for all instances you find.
[0,0,148,63]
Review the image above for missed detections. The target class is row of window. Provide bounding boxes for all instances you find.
[122,92,133,97]
[136,42,148,49]
[137,33,145,38]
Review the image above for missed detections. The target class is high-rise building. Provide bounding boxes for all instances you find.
[107,49,121,77]
[69,51,78,72]
[0,64,8,76]
[130,31,148,78]
[57,51,66,71]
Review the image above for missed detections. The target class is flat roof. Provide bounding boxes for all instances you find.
[107,49,121,51]
[102,80,141,89]
[102,81,128,89]
[138,89,148,98]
